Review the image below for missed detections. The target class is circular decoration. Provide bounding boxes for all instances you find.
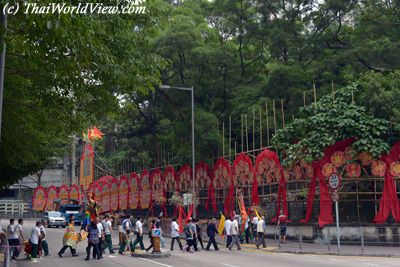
[345,163,361,178]
[371,160,386,177]
[330,151,346,167]
[389,162,400,177]
[33,187,46,212]
[293,165,302,180]
[357,152,373,166]
[322,163,337,178]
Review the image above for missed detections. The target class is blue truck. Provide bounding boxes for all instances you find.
[53,199,83,225]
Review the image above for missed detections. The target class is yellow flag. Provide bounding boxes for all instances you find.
[254,206,262,220]
[218,213,226,237]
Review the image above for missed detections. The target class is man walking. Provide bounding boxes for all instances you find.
[118,215,132,254]
[58,214,79,257]
[194,219,204,249]
[131,217,145,253]
[189,218,198,251]
[29,221,42,261]
[170,218,183,251]
[7,219,20,260]
[224,216,232,248]
[184,219,194,252]
[96,217,104,259]
[228,216,241,250]
[104,216,115,254]
[256,216,266,249]
[205,218,219,251]
[39,220,49,256]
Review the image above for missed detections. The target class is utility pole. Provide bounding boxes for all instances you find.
[0,11,7,142]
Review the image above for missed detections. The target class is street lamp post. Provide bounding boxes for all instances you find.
[160,85,196,218]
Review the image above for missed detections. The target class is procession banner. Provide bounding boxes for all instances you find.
[118,175,129,210]
[101,182,111,213]
[110,178,119,212]
[233,153,258,205]
[32,186,47,212]
[178,164,191,192]
[140,170,151,209]
[69,184,80,203]
[46,186,58,210]
[79,143,94,190]
[58,185,70,205]
[129,172,140,209]
[164,166,176,193]
[151,168,164,203]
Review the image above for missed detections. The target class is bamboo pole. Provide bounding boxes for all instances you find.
[332,80,335,101]
[352,88,355,104]
[222,121,225,157]
[303,91,306,107]
[273,99,277,133]
[229,115,232,160]
[281,99,285,128]
[241,114,244,152]
[245,114,249,152]
[234,141,237,157]
[313,83,317,105]
[266,101,270,147]
[259,107,262,148]
[252,108,255,152]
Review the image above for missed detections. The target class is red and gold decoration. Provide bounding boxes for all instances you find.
[344,146,355,161]
[214,157,233,189]
[118,175,129,210]
[345,163,361,178]
[79,143,94,191]
[58,185,70,204]
[322,163,337,177]
[358,152,373,166]
[140,170,151,209]
[110,178,119,212]
[389,162,400,177]
[151,168,164,203]
[100,182,111,213]
[46,186,58,210]
[129,172,140,209]
[164,166,176,193]
[330,151,346,167]
[69,184,80,202]
[232,153,255,187]
[32,186,47,212]
[283,169,291,181]
[178,164,191,192]
[372,160,386,177]
[195,161,210,190]
[293,165,303,180]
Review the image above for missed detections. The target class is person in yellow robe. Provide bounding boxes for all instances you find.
[58,214,79,257]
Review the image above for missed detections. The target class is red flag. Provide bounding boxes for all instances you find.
[178,206,184,233]
[238,193,248,232]
[224,183,235,217]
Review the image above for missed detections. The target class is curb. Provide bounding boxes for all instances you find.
[270,249,400,258]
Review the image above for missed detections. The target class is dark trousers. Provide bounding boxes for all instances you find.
[94,238,103,258]
[256,232,266,247]
[206,236,219,250]
[131,233,145,251]
[86,243,99,260]
[42,240,49,256]
[197,236,204,249]
[31,243,38,259]
[104,234,114,253]
[185,239,194,251]
[170,236,183,250]
[226,235,232,248]
[8,239,21,258]
[59,245,77,256]
[192,234,198,251]
[244,228,250,244]
[146,238,153,251]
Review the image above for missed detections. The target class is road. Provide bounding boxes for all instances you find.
[9,220,400,267]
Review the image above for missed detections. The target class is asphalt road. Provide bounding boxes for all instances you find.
[9,220,400,267]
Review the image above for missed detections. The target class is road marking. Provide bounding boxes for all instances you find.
[330,258,346,262]
[221,263,240,267]
[138,257,174,267]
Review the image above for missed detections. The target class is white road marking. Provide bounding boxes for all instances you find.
[138,257,174,267]
[330,258,346,262]
[221,263,240,267]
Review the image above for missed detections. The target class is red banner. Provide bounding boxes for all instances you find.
[164,166,176,193]
[110,178,119,211]
[178,164,191,192]
[119,175,129,210]
[69,184,80,203]
[140,170,151,209]
[32,186,47,212]
[46,186,58,210]
[233,153,258,205]
[151,168,164,203]
[58,185,69,205]
[129,172,140,209]
[214,157,233,189]
[101,182,111,213]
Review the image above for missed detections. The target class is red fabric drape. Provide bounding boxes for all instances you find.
[373,142,400,223]
[178,206,184,233]
[224,183,235,217]
[251,177,260,205]
[206,181,217,213]
[300,162,317,223]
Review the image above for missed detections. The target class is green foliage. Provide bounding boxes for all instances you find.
[272,85,390,166]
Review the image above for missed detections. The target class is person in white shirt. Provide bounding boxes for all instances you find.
[104,216,115,254]
[251,215,259,242]
[95,217,104,259]
[170,218,183,251]
[130,217,145,253]
[39,220,49,256]
[224,217,232,248]
[118,215,133,254]
[29,221,43,260]
[256,216,266,249]
[7,219,20,259]
[228,216,241,250]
